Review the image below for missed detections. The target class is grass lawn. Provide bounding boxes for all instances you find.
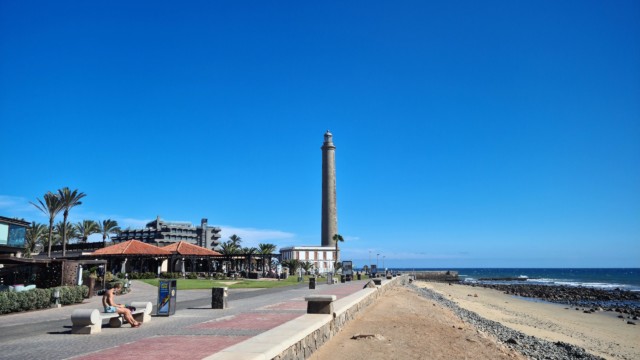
[138,275,315,290]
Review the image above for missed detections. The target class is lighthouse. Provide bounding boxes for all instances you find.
[321,130,338,248]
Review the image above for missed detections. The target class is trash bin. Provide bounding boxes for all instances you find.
[340,275,346,283]
[211,287,228,309]
[357,273,361,280]
[157,279,177,316]
[309,277,316,290]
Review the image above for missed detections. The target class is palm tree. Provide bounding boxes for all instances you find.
[98,219,120,247]
[41,225,61,250]
[229,234,242,247]
[301,261,314,275]
[54,221,79,245]
[333,233,344,272]
[30,192,63,258]
[25,222,47,258]
[281,259,301,275]
[219,240,239,255]
[75,220,100,243]
[57,187,86,256]
[258,243,277,272]
[219,240,239,271]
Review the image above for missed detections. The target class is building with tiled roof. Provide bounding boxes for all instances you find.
[162,241,222,256]
[91,240,172,256]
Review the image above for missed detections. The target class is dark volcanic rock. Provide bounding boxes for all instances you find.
[462,283,640,317]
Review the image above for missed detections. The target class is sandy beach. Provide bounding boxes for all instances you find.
[310,282,639,360]
[310,284,524,360]
[417,282,639,360]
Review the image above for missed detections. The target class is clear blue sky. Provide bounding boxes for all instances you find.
[1,1,638,268]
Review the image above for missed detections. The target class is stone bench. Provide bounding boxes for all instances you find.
[304,295,337,314]
[71,301,152,334]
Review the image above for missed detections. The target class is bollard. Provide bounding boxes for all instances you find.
[309,277,316,290]
[211,287,228,309]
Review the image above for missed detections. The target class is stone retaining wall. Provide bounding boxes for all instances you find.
[274,276,408,360]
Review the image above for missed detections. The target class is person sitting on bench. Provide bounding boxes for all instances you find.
[102,282,141,328]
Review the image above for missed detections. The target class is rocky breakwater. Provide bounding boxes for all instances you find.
[466,283,640,321]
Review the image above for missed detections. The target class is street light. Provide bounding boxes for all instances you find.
[383,256,386,270]
[376,253,379,270]
[368,250,371,274]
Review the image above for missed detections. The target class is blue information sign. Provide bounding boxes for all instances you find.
[157,279,177,316]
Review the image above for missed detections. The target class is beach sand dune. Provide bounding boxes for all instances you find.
[417,282,640,360]
[309,285,524,360]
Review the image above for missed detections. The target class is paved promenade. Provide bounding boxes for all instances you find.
[0,279,368,360]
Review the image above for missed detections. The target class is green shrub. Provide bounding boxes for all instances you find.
[129,272,156,279]
[0,285,86,314]
[187,272,198,279]
[54,285,87,305]
[160,272,181,279]
[33,289,52,309]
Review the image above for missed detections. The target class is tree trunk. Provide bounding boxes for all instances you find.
[47,218,54,258]
[62,212,68,257]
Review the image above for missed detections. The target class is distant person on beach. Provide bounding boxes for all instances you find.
[102,282,141,328]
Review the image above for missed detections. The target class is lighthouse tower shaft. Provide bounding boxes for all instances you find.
[321,131,338,248]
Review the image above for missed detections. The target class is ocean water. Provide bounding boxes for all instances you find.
[392,268,640,291]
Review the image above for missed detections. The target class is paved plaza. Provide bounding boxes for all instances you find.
[0,279,368,360]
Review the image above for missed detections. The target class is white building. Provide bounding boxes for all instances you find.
[279,246,336,273]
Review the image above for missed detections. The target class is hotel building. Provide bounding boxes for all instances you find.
[111,217,222,249]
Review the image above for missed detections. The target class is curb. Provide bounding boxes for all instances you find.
[204,276,408,360]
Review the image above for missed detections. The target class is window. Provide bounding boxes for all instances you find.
[8,225,25,247]
[0,224,8,245]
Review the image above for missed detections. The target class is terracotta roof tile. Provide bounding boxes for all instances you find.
[91,240,172,256]
[162,241,222,256]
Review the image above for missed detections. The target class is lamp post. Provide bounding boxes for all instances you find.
[376,253,379,270]
[368,250,371,274]
[383,256,386,270]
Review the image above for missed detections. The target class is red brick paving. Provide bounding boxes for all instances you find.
[72,282,367,360]
[189,312,302,330]
[73,335,249,360]
[260,300,307,310]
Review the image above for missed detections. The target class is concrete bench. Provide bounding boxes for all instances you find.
[304,295,336,314]
[71,301,152,334]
